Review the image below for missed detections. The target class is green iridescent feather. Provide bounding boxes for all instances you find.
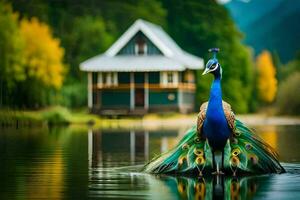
[143,119,285,176]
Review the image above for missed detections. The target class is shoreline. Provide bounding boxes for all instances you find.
[1,108,300,129]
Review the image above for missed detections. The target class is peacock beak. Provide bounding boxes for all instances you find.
[202,68,210,75]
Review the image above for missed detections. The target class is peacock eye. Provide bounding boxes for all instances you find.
[210,64,219,70]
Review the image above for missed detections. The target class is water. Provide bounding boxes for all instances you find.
[0,124,300,199]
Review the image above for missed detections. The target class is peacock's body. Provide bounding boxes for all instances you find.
[143,48,285,176]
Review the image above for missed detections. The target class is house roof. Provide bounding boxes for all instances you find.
[80,19,204,72]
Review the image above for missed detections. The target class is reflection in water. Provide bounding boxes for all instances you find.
[87,128,258,199]
[255,125,300,162]
[88,128,181,168]
[256,126,278,149]
[157,175,259,200]
[87,125,300,199]
[26,149,64,199]
[0,125,300,199]
[88,125,300,169]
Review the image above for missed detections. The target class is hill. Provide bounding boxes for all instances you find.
[226,0,300,63]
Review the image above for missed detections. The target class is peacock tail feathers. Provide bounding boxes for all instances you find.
[231,120,285,174]
[143,119,285,176]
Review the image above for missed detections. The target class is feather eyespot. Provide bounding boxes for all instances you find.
[231,138,238,144]
[195,156,205,165]
[182,143,189,150]
[248,154,258,165]
[194,137,201,143]
[232,148,241,156]
[245,143,252,150]
[231,156,240,167]
[194,148,204,156]
[234,131,241,136]
[178,156,187,166]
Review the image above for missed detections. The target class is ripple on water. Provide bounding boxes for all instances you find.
[87,163,300,200]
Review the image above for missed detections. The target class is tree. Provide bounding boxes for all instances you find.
[99,0,167,36]
[0,2,24,106]
[56,16,114,107]
[276,72,300,115]
[256,50,277,103]
[63,16,113,79]
[15,17,65,107]
[163,0,254,113]
[20,17,65,89]
[278,51,300,82]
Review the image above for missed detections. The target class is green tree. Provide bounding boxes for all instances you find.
[99,0,167,36]
[64,16,114,79]
[0,2,24,107]
[276,72,300,115]
[59,16,114,107]
[278,52,300,81]
[163,0,254,113]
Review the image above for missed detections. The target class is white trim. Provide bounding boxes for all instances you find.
[80,54,202,72]
[88,72,93,108]
[105,19,173,57]
[130,72,135,110]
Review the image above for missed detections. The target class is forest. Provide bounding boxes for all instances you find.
[0,0,299,115]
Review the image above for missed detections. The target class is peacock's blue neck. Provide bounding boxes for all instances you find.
[208,76,223,110]
[204,75,230,149]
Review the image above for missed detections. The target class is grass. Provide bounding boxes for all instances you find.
[0,107,92,127]
[41,106,71,126]
[0,107,196,128]
[0,109,44,127]
[2,107,299,128]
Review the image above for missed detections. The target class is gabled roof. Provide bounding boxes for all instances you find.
[80,19,204,72]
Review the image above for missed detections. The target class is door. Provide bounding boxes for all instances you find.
[134,72,145,108]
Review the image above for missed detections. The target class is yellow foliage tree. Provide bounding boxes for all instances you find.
[20,17,65,89]
[256,50,277,103]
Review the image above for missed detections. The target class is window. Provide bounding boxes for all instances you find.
[135,36,147,55]
[98,72,118,87]
[160,71,178,86]
[167,72,173,83]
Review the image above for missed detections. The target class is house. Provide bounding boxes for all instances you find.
[80,19,204,115]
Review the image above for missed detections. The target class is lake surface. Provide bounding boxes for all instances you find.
[0,124,300,199]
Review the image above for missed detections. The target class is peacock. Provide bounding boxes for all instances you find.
[143,48,285,176]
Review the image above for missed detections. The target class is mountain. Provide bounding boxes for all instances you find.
[226,0,300,63]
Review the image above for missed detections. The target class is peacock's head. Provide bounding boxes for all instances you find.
[202,48,222,78]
